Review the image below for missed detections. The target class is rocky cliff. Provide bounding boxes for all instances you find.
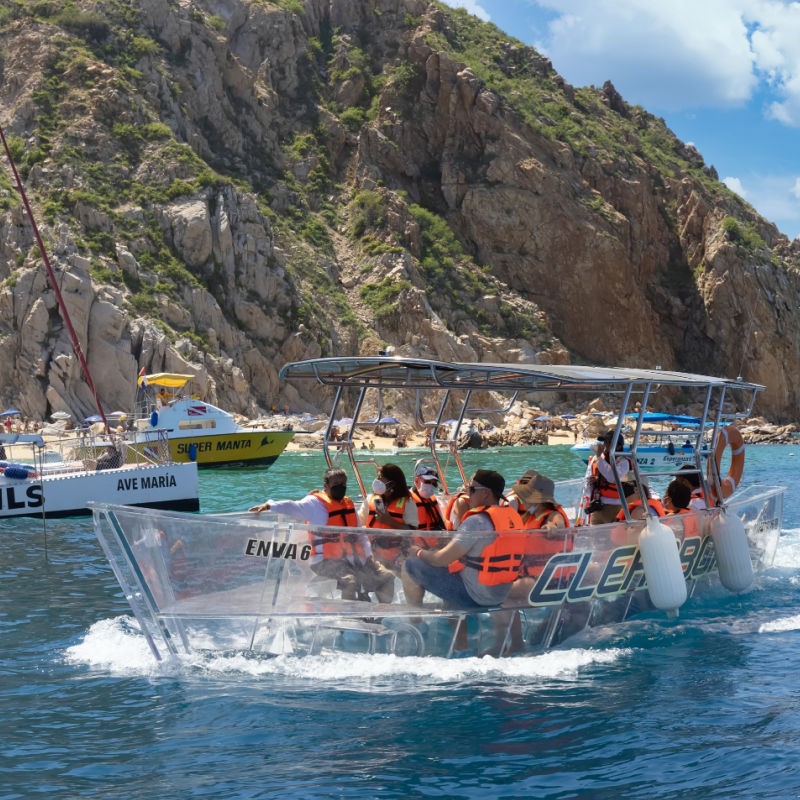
[0,0,798,423]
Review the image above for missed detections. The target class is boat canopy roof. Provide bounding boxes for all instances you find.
[138,373,195,389]
[280,357,764,394]
[624,412,703,425]
[279,357,763,503]
[0,433,45,446]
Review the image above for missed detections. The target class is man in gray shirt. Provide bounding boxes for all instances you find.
[403,468,524,608]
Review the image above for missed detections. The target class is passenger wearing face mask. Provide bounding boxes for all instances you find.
[359,463,420,573]
[409,465,446,550]
[249,467,394,603]
[401,464,447,606]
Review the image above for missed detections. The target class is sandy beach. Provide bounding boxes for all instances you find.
[284,427,577,453]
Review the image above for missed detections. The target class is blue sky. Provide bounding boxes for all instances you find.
[442,0,800,241]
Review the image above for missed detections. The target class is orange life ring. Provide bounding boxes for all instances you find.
[709,425,745,501]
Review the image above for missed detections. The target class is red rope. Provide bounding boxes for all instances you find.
[0,124,109,432]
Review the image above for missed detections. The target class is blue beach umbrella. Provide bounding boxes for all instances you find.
[0,408,21,416]
[379,416,399,424]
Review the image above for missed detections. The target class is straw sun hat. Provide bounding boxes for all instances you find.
[512,469,557,506]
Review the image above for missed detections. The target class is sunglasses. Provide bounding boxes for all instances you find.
[469,484,487,494]
[420,478,438,485]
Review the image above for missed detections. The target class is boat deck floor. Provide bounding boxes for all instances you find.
[161,581,517,620]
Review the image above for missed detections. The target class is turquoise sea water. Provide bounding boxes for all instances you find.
[3,444,800,799]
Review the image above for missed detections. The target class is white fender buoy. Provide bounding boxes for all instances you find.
[639,516,688,612]
[710,511,754,592]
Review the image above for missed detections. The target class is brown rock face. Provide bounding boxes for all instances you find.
[347,9,800,418]
[0,0,798,422]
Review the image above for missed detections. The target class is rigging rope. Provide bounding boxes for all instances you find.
[0,123,110,433]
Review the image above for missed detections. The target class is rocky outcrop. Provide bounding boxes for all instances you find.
[0,0,798,425]
[740,421,800,444]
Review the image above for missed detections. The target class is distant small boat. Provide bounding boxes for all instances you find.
[127,373,293,469]
[571,412,701,472]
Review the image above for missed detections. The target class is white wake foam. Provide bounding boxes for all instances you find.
[64,615,628,687]
[759,614,800,633]
[773,527,800,569]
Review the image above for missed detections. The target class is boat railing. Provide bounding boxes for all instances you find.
[2,432,95,474]
[1,428,177,473]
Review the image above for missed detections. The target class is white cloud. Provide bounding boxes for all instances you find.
[440,0,491,22]
[519,0,800,123]
[746,1,800,125]
[723,176,749,199]
[529,0,757,110]
[732,172,800,239]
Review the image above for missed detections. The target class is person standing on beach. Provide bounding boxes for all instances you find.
[249,467,395,603]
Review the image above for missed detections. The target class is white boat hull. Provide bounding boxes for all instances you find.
[1,462,199,519]
[572,442,696,472]
[133,384,294,468]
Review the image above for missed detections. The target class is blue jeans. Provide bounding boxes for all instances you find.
[404,556,484,609]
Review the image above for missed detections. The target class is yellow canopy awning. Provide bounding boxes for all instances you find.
[138,373,195,389]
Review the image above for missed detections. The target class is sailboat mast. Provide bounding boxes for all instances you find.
[0,124,110,432]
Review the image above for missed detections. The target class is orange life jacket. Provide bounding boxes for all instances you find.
[670,507,701,539]
[367,495,408,562]
[520,506,574,578]
[449,504,526,586]
[410,488,445,549]
[615,497,666,521]
[522,505,571,530]
[308,490,363,561]
[590,454,633,500]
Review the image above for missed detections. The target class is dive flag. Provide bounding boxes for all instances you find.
[137,368,147,389]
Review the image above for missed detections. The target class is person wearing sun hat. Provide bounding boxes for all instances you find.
[493,469,574,655]
[510,469,572,576]
[512,470,570,527]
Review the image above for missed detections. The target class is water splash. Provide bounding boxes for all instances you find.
[64,614,627,688]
